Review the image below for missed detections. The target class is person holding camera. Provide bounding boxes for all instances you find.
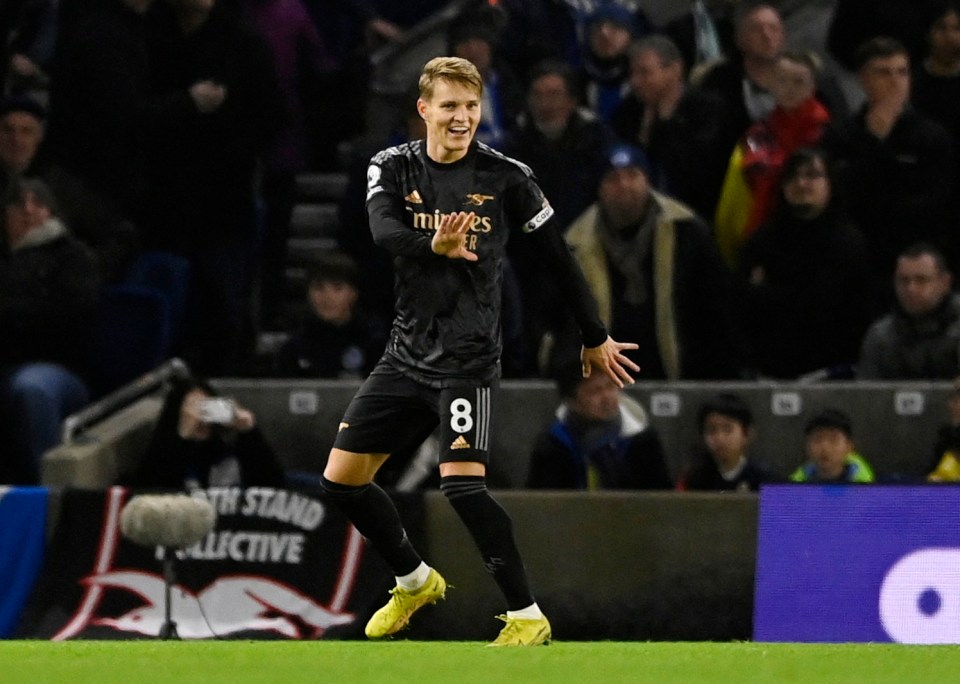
[127,377,285,490]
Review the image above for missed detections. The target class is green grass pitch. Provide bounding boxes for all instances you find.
[3,641,960,683]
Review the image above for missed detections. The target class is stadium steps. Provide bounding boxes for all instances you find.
[295,171,349,202]
[284,172,348,295]
[255,170,349,361]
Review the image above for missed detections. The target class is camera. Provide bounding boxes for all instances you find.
[198,398,236,425]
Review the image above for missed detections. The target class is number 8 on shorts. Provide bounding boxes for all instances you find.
[440,385,493,461]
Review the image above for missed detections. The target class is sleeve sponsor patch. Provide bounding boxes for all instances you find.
[366,164,384,200]
[522,201,554,233]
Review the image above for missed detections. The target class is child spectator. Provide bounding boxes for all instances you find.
[790,408,875,483]
[273,252,388,379]
[677,392,770,492]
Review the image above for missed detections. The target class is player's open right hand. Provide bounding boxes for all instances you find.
[431,211,478,261]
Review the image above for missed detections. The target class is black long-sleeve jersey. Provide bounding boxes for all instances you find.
[366,139,607,387]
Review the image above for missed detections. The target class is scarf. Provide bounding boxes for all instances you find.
[597,202,660,308]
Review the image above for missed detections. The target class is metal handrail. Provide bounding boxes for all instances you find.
[368,0,475,94]
[60,358,192,444]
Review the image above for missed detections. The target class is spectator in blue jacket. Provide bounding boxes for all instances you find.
[526,355,671,490]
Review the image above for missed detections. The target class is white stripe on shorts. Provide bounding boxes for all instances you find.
[475,387,490,451]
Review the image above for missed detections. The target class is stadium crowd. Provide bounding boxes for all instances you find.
[4,0,960,485]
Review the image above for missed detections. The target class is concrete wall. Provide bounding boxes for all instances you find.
[27,486,756,640]
[407,491,758,641]
[42,395,163,489]
[213,380,953,487]
[41,379,953,490]
[209,378,592,486]
[628,381,950,483]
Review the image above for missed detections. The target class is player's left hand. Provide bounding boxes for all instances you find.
[581,336,640,388]
[431,211,478,261]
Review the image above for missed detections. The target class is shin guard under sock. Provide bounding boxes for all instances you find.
[440,475,534,610]
[320,476,422,576]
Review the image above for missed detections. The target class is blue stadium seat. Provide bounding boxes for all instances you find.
[122,251,191,342]
[88,252,191,395]
[90,285,172,395]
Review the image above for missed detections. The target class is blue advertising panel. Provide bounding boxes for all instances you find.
[754,484,960,643]
[0,487,48,637]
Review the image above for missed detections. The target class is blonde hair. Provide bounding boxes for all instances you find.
[418,56,483,101]
[780,49,823,77]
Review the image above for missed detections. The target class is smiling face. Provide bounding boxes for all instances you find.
[418,78,481,163]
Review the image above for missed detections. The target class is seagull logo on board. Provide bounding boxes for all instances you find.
[49,488,366,642]
[83,573,356,639]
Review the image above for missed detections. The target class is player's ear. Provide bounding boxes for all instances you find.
[416,98,428,120]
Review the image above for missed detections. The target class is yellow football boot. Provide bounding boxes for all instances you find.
[364,568,447,639]
[487,614,552,647]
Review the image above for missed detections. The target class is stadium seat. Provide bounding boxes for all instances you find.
[89,285,173,396]
[87,252,191,395]
[122,251,191,343]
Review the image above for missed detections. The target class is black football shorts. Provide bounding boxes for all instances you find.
[333,360,495,464]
